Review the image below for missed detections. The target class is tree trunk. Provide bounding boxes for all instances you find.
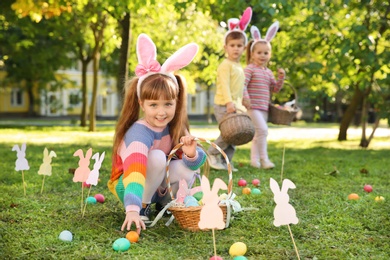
[89,53,100,132]
[338,86,364,141]
[359,97,369,147]
[116,12,131,111]
[80,60,89,127]
[26,80,35,116]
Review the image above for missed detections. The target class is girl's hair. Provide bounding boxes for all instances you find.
[246,39,272,65]
[112,73,189,161]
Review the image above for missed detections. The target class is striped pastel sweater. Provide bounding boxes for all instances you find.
[110,119,206,213]
[243,64,284,111]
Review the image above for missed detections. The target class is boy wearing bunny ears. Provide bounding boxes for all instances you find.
[208,7,252,171]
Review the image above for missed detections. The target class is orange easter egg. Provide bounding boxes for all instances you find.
[126,231,139,243]
[348,193,359,200]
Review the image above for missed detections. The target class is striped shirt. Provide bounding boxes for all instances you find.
[110,119,206,213]
[243,64,284,111]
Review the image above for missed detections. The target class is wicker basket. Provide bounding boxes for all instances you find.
[268,83,300,126]
[219,111,255,145]
[166,137,233,232]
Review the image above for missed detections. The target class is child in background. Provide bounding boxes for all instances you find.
[242,23,285,169]
[108,34,206,235]
[208,7,252,171]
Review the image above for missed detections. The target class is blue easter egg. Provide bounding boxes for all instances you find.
[184,195,197,204]
[112,238,131,252]
[86,196,97,204]
[251,188,261,195]
[59,230,73,242]
[185,200,199,207]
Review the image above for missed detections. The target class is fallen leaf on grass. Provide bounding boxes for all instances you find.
[360,168,369,174]
[324,166,339,176]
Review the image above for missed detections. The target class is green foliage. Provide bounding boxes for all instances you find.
[1,123,389,259]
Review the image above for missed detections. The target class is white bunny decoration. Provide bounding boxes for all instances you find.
[135,33,199,98]
[270,178,299,227]
[38,148,57,176]
[12,143,30,171]
[86,151,105,186]
[198,175,228,230]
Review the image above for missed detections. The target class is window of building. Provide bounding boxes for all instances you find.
[69,91,81,107]
[11,88,23,106]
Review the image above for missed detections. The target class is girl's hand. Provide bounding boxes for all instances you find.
[121,211,146,235]
[180,135,197,158]
[277,68,286,79]
[242,98,251,109]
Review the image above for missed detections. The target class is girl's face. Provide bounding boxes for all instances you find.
[224,38,246,62]
[251,42,271,67]
[139,97,177,128]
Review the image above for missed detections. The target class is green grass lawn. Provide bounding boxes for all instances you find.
[0,122,389,259]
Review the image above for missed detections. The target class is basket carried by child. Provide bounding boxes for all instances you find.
[165,137,236,232]
[268,82,300,126]
[219,110,255,145]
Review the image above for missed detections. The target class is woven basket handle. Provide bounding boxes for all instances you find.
[270,81,298,108]
[165,137,233,201]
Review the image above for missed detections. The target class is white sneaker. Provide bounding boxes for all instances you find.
[260,159,275,169]
[209,154,226,170]
[251,162,261,169]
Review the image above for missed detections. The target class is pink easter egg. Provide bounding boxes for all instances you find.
[83,182,91,188]
[94,194,105,203]
[210,256,223,260]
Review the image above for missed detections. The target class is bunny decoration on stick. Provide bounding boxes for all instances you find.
[224,7,252,44]
[175,178,202,204]
[72,148,92,212]
[82,151,105,217]
[270,177,300,259]
[198,175,228,259]
[12,143,30,196]
[38,148,57,194]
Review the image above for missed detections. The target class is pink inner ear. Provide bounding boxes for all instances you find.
[254,31,260,40]
[266,27,277,41]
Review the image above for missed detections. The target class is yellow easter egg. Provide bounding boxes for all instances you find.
[229,242,247,257]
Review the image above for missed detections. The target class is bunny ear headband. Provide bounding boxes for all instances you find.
[250,21,279,51]
[224,7,252,45]
[135,33,199,98]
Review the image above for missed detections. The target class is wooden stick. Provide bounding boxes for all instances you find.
[81,183,84,213]
[22,170,26,196]
[82,186,92,218]
[41,175,45,194]
[212,228,217,258]
[281,145,286,182]
[287,224,300,260]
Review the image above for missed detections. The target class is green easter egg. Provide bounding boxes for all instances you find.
[251,188,261,195]
[112,238,131,252]
[193,191,203,201]
[233,256,248,260]
[85,196,97,204]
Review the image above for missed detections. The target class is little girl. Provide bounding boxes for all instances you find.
[243,22,285,169]
[108,34,205,234]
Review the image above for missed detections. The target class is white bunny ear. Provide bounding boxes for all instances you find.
[161,43,198,73]
[227,18,240,30]
[281,179,296,194]
[12,145,20,152]
[49,151,57,158]
[265,21,279,42]
[21,143,26,152]
[43,148,48,157]
[250,25,261,41]
[136,33,157,65]
[238,7,252,31]
[270,178,281,195]
[99,151,105,163]
[92,152,100,161]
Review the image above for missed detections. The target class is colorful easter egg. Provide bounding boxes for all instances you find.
[112,238,130,252]
[86,196,97,204]
[59,230,73,242]
[94,193,105,203]
[251,188,261,195]
[229,242,247,256]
